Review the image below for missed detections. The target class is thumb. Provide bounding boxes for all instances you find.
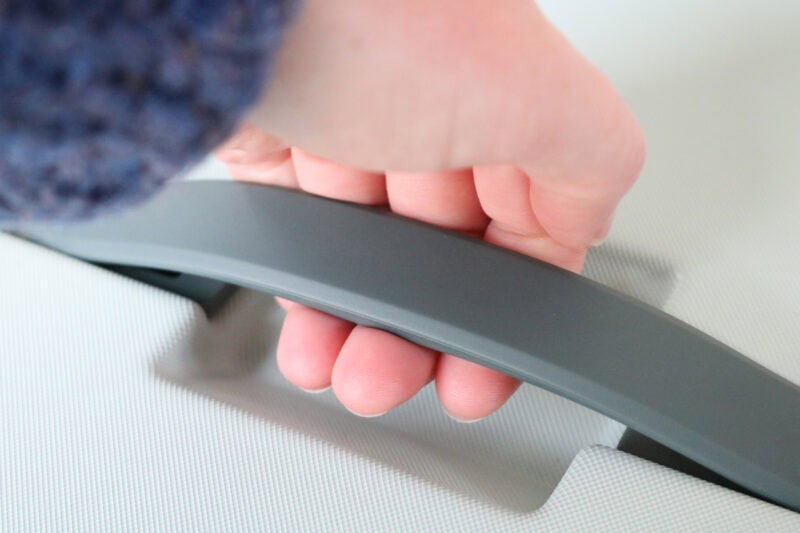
[510,19,646,249]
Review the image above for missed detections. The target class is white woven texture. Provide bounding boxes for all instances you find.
[3,0,800,530]
[536,447,800,532]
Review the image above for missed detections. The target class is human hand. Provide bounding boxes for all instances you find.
[216,0,645,421]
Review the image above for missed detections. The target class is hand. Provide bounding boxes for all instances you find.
[216,0,645,421]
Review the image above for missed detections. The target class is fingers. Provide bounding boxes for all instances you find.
[221,131,440,416]
[219,125,388,205]
[522,162,633,251]
[216,123,618,421]
[248,0,644,247]
[282,151,437,417]
[385,170,519,421]
[385,169,488,233]
[215,125,298,187]
[474,165,586,273]
[280,309,440,416]
[317,168,491,417]
[332,326,439,417]
[435,355,521,421]
[509,20,645,249]
[277,305,353,392]
[216,123,288,164]
[292,148,388,205]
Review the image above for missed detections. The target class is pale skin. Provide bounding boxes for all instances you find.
[215,0,646,421]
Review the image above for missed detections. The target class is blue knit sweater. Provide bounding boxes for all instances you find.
[0,0,296,223]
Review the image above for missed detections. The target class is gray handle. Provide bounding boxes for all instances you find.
[18,180,800,511]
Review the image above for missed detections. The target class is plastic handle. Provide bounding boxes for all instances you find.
[18,181,800,511]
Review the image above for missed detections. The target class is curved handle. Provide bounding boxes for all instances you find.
[19,181,800,511]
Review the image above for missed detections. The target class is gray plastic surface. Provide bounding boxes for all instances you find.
[18,181,800,512]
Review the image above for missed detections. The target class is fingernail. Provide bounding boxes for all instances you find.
[445,411,483,424]
[299,385,331,394]
[344,406,389,418]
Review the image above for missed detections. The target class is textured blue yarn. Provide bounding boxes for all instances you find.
[0,0,296,222]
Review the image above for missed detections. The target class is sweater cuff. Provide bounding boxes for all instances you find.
[0,0,300,223]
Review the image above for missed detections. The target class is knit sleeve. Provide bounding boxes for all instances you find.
[0,0,299,223]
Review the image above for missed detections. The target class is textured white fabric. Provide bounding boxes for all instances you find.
[537,447,800,532]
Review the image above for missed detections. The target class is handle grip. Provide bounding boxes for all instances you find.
[19,181,800,511]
